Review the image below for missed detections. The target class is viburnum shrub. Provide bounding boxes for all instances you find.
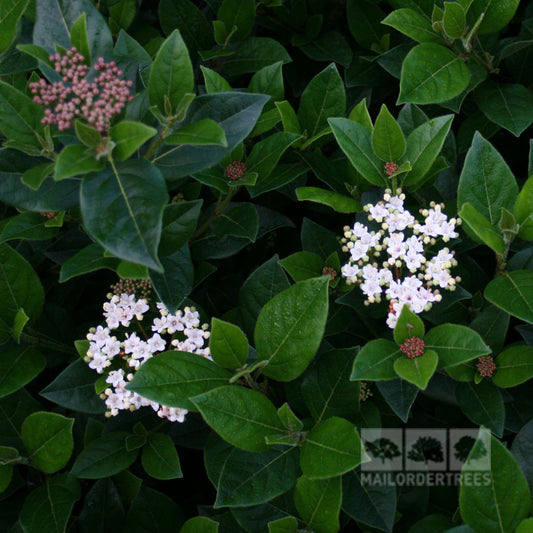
[0,1,533,532]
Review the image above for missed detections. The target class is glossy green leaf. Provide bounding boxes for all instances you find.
[443,2,466,38]
[475,81,533,137]
[217,0,255,42]
[248,61,284,104]
[215,446,299,507]
[255,276,329,382]
[460,433,530,532]
[493,345,533,388]
[329,118,386,186]
[149,245,194,313]
[127,487,185,532]
[166,119,227,147]
[40,359,106,414]
[268,517,298,533]
[0,211,56,244]
[398,43,470,104]
[279,251,323,283]
[425,324,491,368]
[142,433,182,480]
[346,0,387,49]
[516,519,533,533]
[457,132,518,225]
[0,346,45,399]
[19,474,81,533]
[348,98,373,131]
[211,203,258,241]
[466,0,520,34]
[20,162,54,191]
[298,63,345,139]
[191,386,284,452]
[70,12,91,63]
[0,0,28,53]
[372,104,406,161]
[127,351,231,411]
[485,270,533,324]
[294,476,341,533]
[201,66,232,94]
[159,200,202,257]
[514,175,533,240]
[80,159,167,271]
[22,412,74,473]
[393,304,425,344]
[296,187,362,213]
[78,478,125,533]
[275,101,301,134]
[110,121,157,160]
[351,339,402,381]
[74,121,101,148]
[210,318,248,369]
[458,203,506,253]
[54,144,105,180]
[148,29,193,117]
[393,349,438,389]
[71,432,138,479]
[401,114,453,186]
[300,417,367,479]
[59,244,119,283]
[181,517,219,533]
[382,8,441,43]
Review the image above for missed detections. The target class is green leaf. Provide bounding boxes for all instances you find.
[514,175,533,240]
[485,270,533,324]
[22,412,74,473]
[149,245,194,314]
[443,1,466,38]
[466,0,520,34]
[475,81,533,137]
[21,162,54,191]
[54,144,105,180]
[516,519,533,533]
[75,120,101,147]
[19,474,81,533]
[191,386,284,452]
[210,318,248,369]
[127,487,185,531]
[393,304,425,344]
[217,0,255,42]
[40,359,106,414]
[71,432,138,479]
[59,244,119,282]
[296,187,362,213]
[255,276,329,382]
[142,433,182,480]
[110,121,157,160]
[211,203,258,241]
[248,61,284,104]
[458,203,506,253]
[300,417,368,479]
[493,346,533,388]
[0,346,45,399]
[294,476,341,533]
[159,200,202,257]
[70,12,91,63]
[148,29,193,117]
[12,308,29,343]
[0,81,44,147]
[393,350,438,389]
[0,0,29,53]
[279,252,323,283]
[127,351,231,410]
[346,0,387,49]
[351,339,402,381]
[78,479,126,533]
[348,98,373,131]
[201,66,232,94]
[424,324,491,369]
[166,119,227,147]
[401,114,454,187]
[298,63,345,139]
[0,211,56,244]
[80,159,167,271]
[398,43,470,104]
[159,0,213,51]
[457,132,519,225]
[215,446,299,507]
[268,517,298,533]
[222,37,291,77]
[460,433,530,532]
[382,8,441,43]
[275,101,301,134]
[246,132,301,182]
[181,517,219,533]
[372,104,406,161]
[329,118,386,186]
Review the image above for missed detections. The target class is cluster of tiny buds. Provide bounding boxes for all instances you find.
[322,267,337,281]
[385,162,398,176]
[340,189,461,328]
[400,337,425,359]
[171,193,186,203]
[225,161,247,180]
[110,278,152,301]
[359,381,373,402]
[29,47,133,133]
[39,212,56,219]
[476,355,496,378]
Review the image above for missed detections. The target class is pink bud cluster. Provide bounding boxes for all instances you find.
[29,47,133,133]
[476,355,496,378]
[225,161,247,180]
[400,337,425,359]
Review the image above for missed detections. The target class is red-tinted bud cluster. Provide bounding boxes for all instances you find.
[225,161,247,180]
[39,212,56,219]
[385,162,398,176]
[400,337,425,359]
[476,355,496,378]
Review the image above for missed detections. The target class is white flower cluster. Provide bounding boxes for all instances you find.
[85,293,211,422]
[341,190,461,329]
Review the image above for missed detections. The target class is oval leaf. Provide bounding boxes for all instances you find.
[485,270,533,324]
